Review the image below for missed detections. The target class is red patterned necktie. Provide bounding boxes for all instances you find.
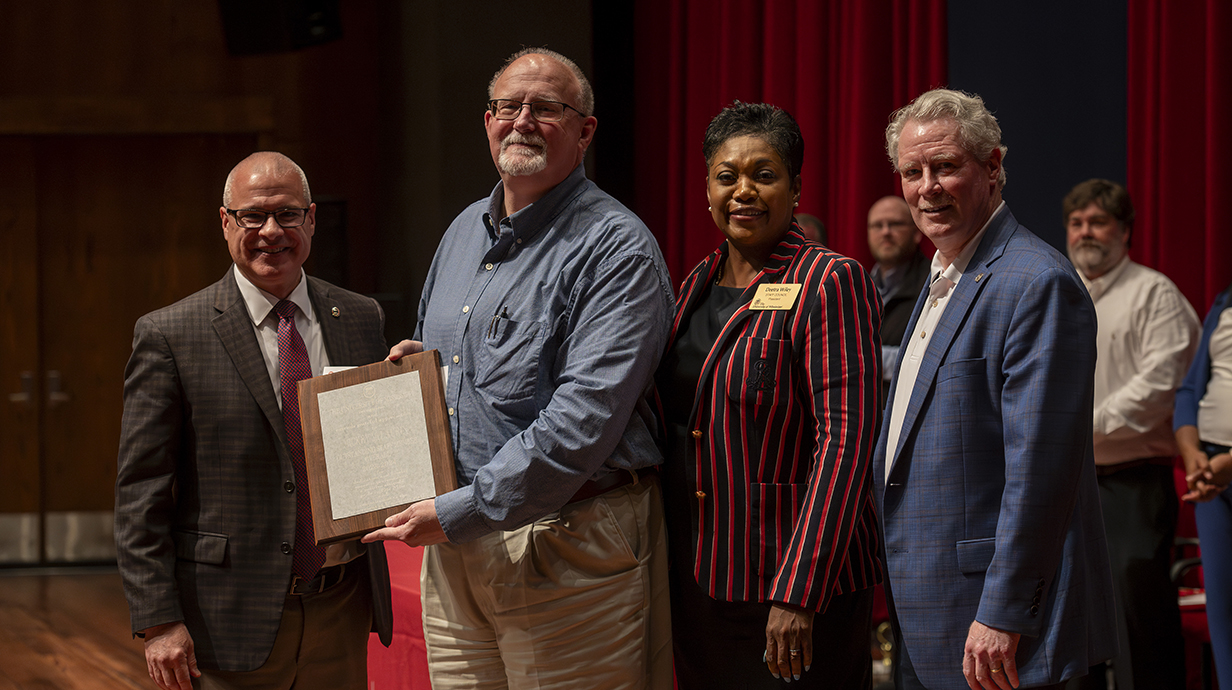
[275,300,326,581]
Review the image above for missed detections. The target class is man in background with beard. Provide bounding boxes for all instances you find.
[1063,178,1197,690]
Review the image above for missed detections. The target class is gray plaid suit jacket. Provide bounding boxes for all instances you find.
[115,269,393,672]
[873,207,1117,688]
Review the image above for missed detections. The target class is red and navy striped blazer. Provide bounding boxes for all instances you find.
[667,228,884,612]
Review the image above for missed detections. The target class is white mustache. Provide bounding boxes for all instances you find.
[501,132,546,152]
[919,196,954,212]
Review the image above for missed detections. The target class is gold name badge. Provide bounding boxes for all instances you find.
[749,283,802,310]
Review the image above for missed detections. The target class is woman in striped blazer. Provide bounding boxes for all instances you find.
[657,102,884,689]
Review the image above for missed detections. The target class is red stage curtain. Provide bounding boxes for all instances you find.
[1128,0,1232,312]
[367,543,431,689]
[632,0,947,282]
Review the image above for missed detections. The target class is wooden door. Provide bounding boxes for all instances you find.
[0,139,42,563]
[0,134,256,564]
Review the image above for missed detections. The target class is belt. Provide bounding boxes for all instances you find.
[1095,456,1173,476]
[568,466,657,505]
[289,562,349,595]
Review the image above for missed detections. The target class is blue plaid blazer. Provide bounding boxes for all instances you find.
[873,207,1117,688]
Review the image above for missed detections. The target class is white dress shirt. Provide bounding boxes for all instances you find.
[1078,256,1198,464]
[232,266,360,566]
[232,265,330,407]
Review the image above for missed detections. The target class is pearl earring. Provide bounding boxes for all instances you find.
[708,206,712,212]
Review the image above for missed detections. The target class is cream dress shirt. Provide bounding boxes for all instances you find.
[885,202,1002,481]
[1079,256,1198,464]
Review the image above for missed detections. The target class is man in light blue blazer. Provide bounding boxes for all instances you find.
[873,89,1117,690]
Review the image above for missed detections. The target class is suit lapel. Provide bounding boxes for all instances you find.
[688,232,804,425]
[308,278,349,366]
[885,208,1015,478]
[211,270,286,449]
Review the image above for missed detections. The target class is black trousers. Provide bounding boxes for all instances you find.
[1068,462,1184,690]
[670,567,873,690]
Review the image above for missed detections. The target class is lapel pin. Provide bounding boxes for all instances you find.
[974,273,985,282]
[331,306,341,318]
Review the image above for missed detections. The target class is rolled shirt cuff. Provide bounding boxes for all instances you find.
[433,486,491,544]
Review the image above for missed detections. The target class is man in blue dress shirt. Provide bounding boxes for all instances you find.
[364,48,675,689]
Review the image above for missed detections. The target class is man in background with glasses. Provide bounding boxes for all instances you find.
[364,48,674,688]
[116,151,392,690]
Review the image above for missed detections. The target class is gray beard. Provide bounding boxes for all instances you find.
[498,135,548,177]
[1068,243,1110,275]
[498,149,548,176]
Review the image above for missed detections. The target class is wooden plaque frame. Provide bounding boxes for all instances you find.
[296,351,457,544]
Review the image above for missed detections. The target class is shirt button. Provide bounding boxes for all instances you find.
[281,542,292,555]
[284,480,295,493]
[516,238,523,244]
[448,407,455,416]
[695,491,706,499]
[691,430,702,438]
[485,263,494,271]
[462,305,470,313]
[452,355,460,363]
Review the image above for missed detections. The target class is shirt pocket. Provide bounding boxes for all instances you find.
[474,317,546,401]
[726,336,791,407]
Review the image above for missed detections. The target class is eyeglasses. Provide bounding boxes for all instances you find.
[225,208,309,229]
[487,99,583,123]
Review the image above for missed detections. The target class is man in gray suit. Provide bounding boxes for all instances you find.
[115,152,392,690]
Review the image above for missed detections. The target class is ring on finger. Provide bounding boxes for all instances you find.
[991,666,1003,674]
[789,649,800,658]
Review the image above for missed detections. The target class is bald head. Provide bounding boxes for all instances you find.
[488,48,593,117]
[219,151,316,299]
[867,195,921,269]
[223,152,311,208]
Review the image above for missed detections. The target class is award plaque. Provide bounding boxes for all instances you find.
[296,351,456,544]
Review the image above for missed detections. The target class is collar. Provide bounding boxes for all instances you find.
[232,265,315,326]
[1077,253,1131,303]
[483,163,590,244]
[871,262,905,299]
[929,201,1005,286]
[871,262,902,286]
[703,225,812,289]
[757,225,811,276]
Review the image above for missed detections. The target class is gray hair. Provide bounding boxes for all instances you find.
[222,152,311,207]
[488,47,594,117]
[885,88,1008,190]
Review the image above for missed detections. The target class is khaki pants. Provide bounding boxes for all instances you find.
[421,476,672,689]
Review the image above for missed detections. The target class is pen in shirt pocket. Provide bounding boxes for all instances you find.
[487,305,509,338]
